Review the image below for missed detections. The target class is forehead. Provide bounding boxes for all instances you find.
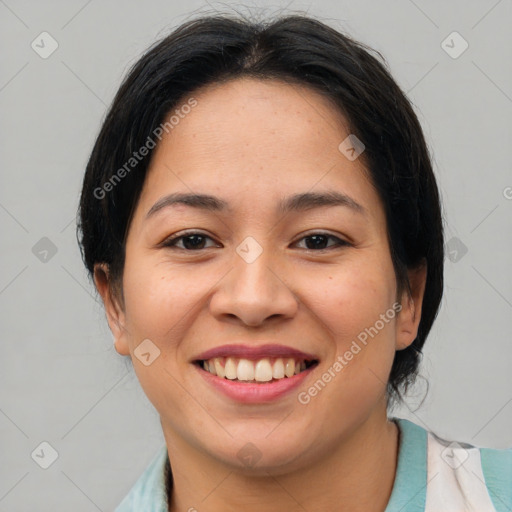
[135,77,380,222]
[159,77,351,162]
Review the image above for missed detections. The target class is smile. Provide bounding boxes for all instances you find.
[192,344,320,402]
[197,357,317,383]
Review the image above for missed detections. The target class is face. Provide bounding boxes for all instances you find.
[96,78,424,474]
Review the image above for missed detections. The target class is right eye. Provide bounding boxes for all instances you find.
[161,231,220,251]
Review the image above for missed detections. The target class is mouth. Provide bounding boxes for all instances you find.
[195,356,319,383]
[192,344,320,403]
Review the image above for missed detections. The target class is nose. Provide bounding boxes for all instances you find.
[208,245,298,327]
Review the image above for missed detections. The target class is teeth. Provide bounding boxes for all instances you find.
[214,358,225,378]
[254,358,273,382]
[272,358,285,379]
[237,358,255,381]
[224,357,237,380]
[201,356,312,382]
[285,358,295,378]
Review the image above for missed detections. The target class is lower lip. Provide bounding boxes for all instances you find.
[195,364,316,403]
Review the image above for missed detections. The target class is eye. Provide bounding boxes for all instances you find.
[160,231,350,252]
[293,233,350,251]
[161,231,219,251]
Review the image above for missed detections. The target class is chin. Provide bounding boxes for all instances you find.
[208,433,316,476]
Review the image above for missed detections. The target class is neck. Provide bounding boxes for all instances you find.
[163,409,399,512]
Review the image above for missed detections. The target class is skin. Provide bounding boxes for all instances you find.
[94,77,427,512]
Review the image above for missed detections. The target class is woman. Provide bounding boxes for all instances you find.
[77,13,511,512]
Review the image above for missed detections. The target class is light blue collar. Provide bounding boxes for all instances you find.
[384,417,427,511]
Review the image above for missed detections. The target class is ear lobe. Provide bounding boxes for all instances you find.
[395,262,427,351]
[93,263,130,356]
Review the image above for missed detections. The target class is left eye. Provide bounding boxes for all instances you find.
[294,233,348,251]
[161,232,348,251]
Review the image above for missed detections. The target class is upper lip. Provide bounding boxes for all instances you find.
[193,344,318,362]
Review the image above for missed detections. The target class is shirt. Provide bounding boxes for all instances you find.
[115,417,512,511]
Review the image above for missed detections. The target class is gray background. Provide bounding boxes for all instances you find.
[1,0,511,509]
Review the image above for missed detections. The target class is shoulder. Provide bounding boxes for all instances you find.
[114,444,169,512]
[395,417,512,512]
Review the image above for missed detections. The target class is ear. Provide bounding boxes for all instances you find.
[395,262,427,351]
[93,263,130,356]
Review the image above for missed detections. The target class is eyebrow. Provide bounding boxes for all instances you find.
[145,190,366,219]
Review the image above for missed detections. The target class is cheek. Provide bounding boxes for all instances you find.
[311,258,397,340]
[306,256,399,393]
[120,261,204,417]
[302,268,398,422]
[122,261,206,342]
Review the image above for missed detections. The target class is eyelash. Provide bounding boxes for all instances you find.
[161,231,350,252]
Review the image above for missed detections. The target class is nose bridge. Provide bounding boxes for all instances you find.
[209,235,298,325]
[234,236,279,295]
